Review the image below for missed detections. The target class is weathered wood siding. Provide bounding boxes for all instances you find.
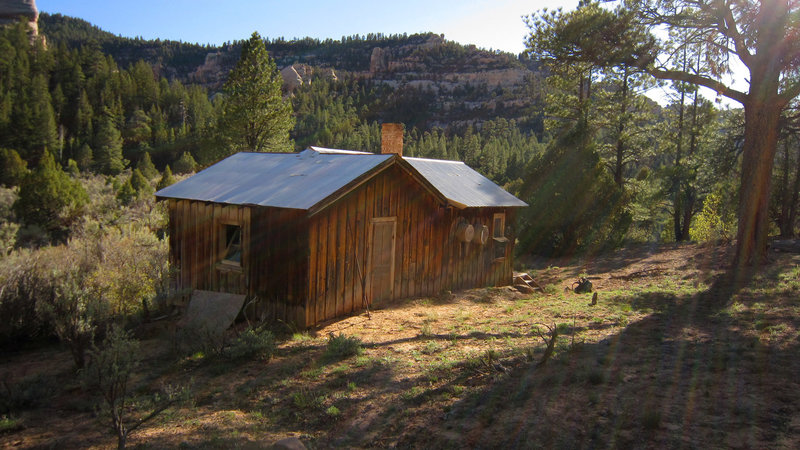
[248,207,308,326]
[167,199,251,298]
[305,165,516,326]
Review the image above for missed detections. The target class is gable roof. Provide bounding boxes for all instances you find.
[403,157,528,208]
[156,147,527,211]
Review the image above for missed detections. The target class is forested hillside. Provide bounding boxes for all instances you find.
[3,11,800,256]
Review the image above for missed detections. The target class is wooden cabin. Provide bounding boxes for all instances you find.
[155,124,527,328]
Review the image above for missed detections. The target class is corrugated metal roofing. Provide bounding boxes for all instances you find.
[155,150,392,210]
[403,157,528,208]
[156,147,527,210]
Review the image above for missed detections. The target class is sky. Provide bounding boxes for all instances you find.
[36,0,580,54]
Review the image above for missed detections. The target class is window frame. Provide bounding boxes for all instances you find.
[492,212,508,261]
[217,220,243,271]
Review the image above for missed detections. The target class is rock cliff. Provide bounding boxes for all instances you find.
[0,0,38,34]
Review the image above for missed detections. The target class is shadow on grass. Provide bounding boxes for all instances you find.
[326,263,800,449]
[93,258,800,449]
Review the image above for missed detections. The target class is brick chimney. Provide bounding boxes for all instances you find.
[381,123,403,157]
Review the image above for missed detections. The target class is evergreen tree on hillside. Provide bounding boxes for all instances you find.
[218,32,294,154]
[0,148,28,187]
[93,115,126,175]
[518,120,629,256]
[13,152,88,241]
[136,151,158,179]
[156,165,176,190]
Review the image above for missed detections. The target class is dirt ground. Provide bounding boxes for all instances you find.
[2,243,799,449]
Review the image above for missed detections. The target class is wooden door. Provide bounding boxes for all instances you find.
[370,217,396,305]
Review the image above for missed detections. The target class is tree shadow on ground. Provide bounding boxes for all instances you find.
[322,264,800,449]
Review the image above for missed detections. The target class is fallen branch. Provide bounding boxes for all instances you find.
[611,267,666,280]
[534,323,558,367]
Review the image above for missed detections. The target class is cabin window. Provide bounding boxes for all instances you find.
[220,223,242,267]
[492,213,507,261]
[493,213,505,238]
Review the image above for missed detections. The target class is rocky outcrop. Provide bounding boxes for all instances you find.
[370,47,389,74]
[281,64,338,92]
[0,0,38,34]
[189,49,238,90]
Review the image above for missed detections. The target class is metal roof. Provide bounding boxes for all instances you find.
[155,150,392,210]
[403,157,528,208]
[156,148,527,210]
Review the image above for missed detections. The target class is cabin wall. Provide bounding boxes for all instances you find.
[249,207,308,327]
[305,166,516,327]
[167,199,310,327]
[167,199,251,299]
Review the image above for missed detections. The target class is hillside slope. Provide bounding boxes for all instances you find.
[38,13,544,132]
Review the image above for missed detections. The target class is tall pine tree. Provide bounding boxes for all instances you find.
[218,32,294,155]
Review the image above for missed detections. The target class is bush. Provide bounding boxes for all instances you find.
[136,152,158,180]
[13,152,88,243]
[116,179,136,205]
[226,327,276,361]
[324,333,363,360]
[83,325,140,449]
[0,148,28,187]
[156,165,176,190]
[172,152,197,174]
[689,193,735,243]
[86,225,170,318]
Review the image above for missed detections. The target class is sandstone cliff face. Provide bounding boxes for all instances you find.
[190,50,237,89]
[280,64,338,93]
[0,0,38,34]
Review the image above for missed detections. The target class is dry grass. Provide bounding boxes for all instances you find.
[2,243,800,448]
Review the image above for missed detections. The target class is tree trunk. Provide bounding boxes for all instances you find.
[673,87,686,241]
[787,139,800,237]
[778,139,792,237]
[734,100,782,271]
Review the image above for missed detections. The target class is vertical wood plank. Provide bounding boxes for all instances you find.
[343,194,354,314]
[336,203,346,317]
[325,207,338,321]
[307,215,318,326]
[354,186,366,313]
[316,211,328,325]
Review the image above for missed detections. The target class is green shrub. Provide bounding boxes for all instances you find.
[689,193,735,243]
[324,333,363,360]
[13,152,88,243]
[0,148,28,187]
[226,327,276,361]
[136,152,158,180]
[172,152,198,174]
[0,372,59,415]
[130,168,153,197]
[116,179,136,205]
[156,165,176,190]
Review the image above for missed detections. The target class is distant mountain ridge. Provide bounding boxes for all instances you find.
[38,12,544,133]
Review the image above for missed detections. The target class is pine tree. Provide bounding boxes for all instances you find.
[13,151,88,241]
[218,32,294,154]
[116,178,136,205]
[172,152,197,174]
[136,152,158,179]
[156,165,176,190]
[130,168,153,197]
[0,148,28,186]
[93,115,126,175]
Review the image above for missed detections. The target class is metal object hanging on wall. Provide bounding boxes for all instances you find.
[453,218,474,243]
[472,224,489,245]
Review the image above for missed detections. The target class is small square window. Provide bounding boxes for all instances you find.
[221,224,242,265]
